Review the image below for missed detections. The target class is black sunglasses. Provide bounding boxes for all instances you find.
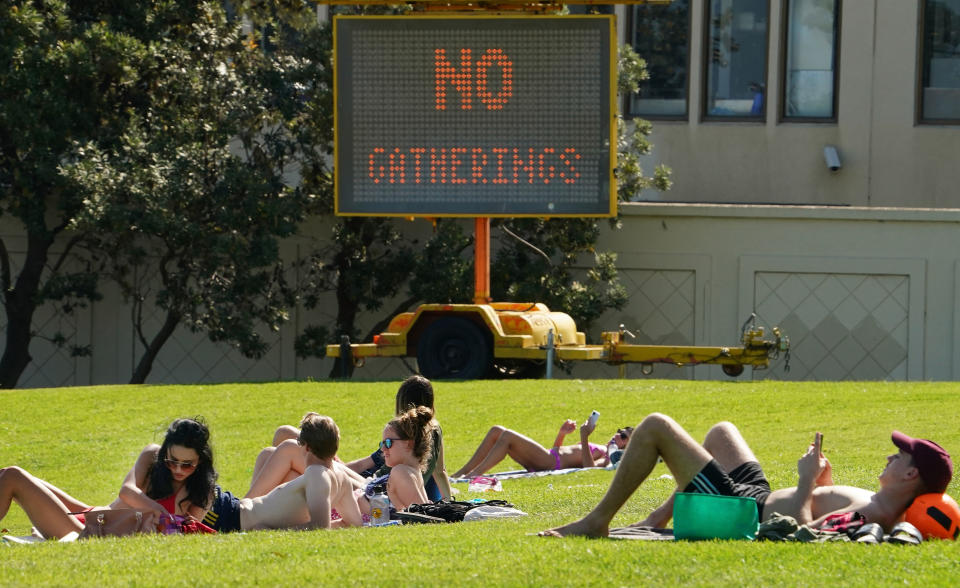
[379,438,404,450]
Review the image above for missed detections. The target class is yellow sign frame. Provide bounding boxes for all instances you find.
[333,13,617,218]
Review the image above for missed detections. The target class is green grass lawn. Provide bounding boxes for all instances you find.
[2,379,959,586]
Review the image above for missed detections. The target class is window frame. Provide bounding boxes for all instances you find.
[700,0,772,123]
[778,0,842,123]
[624,1,693,121]
[916,0,960,125]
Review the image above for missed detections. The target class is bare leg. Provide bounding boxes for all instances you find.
[245,440,305,498]
[273,425,299,447]
[459,429,556,478]
[541,413,713,538]
[38,480,91,513]
[452,426,507,478]
[634,421,757,528]
[0,467,84,539]
[702,421,758,472]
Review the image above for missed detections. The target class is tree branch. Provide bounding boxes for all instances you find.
[49,233,87,274]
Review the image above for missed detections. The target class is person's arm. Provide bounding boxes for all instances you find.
[783,433,826,525]
[334,461,368,490]
[552,419,576,448]
[344,455,376,475]
[345,446,384,476]
[331,473,365,528]
[579,419,598,468]
[117,445,172,517]
[431,437,453,500]
[300,467,333,530]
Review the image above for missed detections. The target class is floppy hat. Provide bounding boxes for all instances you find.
[892,431,953,493]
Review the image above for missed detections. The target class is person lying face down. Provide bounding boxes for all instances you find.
[452,418,633,479]
[0,417,217,540]
[232,413,364,531]
[541,413,952,538]
[247,375,451,502]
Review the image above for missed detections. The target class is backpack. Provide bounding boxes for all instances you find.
[404,499,515,523]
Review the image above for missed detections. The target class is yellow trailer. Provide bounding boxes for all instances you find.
[327,302,788,379]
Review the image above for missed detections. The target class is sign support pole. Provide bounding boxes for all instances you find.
[474,217,491,304]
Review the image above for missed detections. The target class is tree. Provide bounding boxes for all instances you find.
[63,1,319,383]
[0,0,153,388]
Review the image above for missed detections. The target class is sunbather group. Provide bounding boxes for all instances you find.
[0,375,454,538]
[1,378,953,541]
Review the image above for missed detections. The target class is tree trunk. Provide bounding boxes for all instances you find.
[0,232,54,389]
[328,277,358,380]
[130,309,181,384]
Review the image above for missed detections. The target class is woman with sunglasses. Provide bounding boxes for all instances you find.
[360,406,436,514]
[452,419,634,479]
[0,417,216,540]
[116,417,217,521]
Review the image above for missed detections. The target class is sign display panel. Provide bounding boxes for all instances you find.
[334,15,616,217]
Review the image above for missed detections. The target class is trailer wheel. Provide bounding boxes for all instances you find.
[722,363,745,377]
[417,317,492,380]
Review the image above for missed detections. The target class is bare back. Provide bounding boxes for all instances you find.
[241,463,360,530]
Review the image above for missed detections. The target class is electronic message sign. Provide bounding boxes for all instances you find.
[334,15,616,217]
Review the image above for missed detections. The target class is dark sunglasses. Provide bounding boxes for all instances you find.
[164,458,197,471]
[617,430,630,440]
[379,438,404,450]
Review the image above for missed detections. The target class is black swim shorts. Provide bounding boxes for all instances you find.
[683,459,772,516]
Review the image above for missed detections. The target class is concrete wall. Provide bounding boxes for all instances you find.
[5,203,960,386]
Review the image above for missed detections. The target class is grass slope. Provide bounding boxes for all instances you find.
[1,380,959,586]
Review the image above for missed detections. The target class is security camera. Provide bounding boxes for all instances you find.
[824,145,842,172]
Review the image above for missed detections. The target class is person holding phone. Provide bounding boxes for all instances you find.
[541,413,952,538]
[452,414,632,478]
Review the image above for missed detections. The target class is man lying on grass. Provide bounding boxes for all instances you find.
[218,413,364,531]
[542,413,952,537]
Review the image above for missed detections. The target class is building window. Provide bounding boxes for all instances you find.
[627,0,690,118]
[704,0,769,119]
[920,0,960,122]
[782,0,839,120]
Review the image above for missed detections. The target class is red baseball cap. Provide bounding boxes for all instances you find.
[891,431,953,493]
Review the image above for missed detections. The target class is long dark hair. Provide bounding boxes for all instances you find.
[147,417,217,511]
[395,375,434,415]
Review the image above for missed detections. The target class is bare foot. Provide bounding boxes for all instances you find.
[538,517,609,538]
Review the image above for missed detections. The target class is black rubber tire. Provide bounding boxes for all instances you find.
[416,317,492,380]
[722,363,745,377]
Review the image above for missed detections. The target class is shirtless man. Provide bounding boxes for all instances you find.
[541,412,952,537]
[238,413,363,531]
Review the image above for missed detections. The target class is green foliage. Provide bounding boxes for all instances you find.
[60,1,319,381]
[0,0,163,386]
[2,380,959,585]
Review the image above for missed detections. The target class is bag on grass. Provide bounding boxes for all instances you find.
[76,508,159,539]
[405,499,515,523]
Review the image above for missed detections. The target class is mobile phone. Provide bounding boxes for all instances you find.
[587,410,600,427]
[814,432,823,454]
